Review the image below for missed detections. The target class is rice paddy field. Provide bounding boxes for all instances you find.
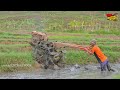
[0,11,120,76]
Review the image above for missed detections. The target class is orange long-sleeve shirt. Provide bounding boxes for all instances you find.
[91,45,107,62]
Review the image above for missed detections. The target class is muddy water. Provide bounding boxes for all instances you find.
[0,64,120,79]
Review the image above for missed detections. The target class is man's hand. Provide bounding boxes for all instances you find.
[89,52,93,55]
[86,51,93,55]
[78,46,93,55]
[84,47,93,55]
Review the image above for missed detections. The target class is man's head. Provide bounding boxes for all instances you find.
[90,39,96,46]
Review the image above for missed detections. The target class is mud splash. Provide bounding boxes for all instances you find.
[0,64,120,79]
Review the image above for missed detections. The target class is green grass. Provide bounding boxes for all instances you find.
[98,45,120,52]
[0,51,34,72]
[0,52,33,64]
[0,39,29,43]
[0,32,31,39]
[49,35,120,42]
[48,33,120,46]
[0,44,30,47]
[65,50,97,65]
[48,35,93,44]
[64,49,120,65]
[0,44,31,52]
[88,29,120,35]
[104,51,120,63]
[112,74,120,79]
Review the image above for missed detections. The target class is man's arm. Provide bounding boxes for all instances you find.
[76,45,94,55]
[84,47,93,55]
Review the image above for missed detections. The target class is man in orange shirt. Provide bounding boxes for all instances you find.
[87,39,115,72]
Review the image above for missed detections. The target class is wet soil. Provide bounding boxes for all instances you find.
[0,64,120,79]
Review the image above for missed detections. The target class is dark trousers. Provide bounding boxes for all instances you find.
[94,53,115,72]
[100,60,112,71]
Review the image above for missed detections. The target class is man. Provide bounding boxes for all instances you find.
[86,39,115,72]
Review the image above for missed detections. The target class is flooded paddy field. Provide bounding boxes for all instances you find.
[0,64,120,79]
